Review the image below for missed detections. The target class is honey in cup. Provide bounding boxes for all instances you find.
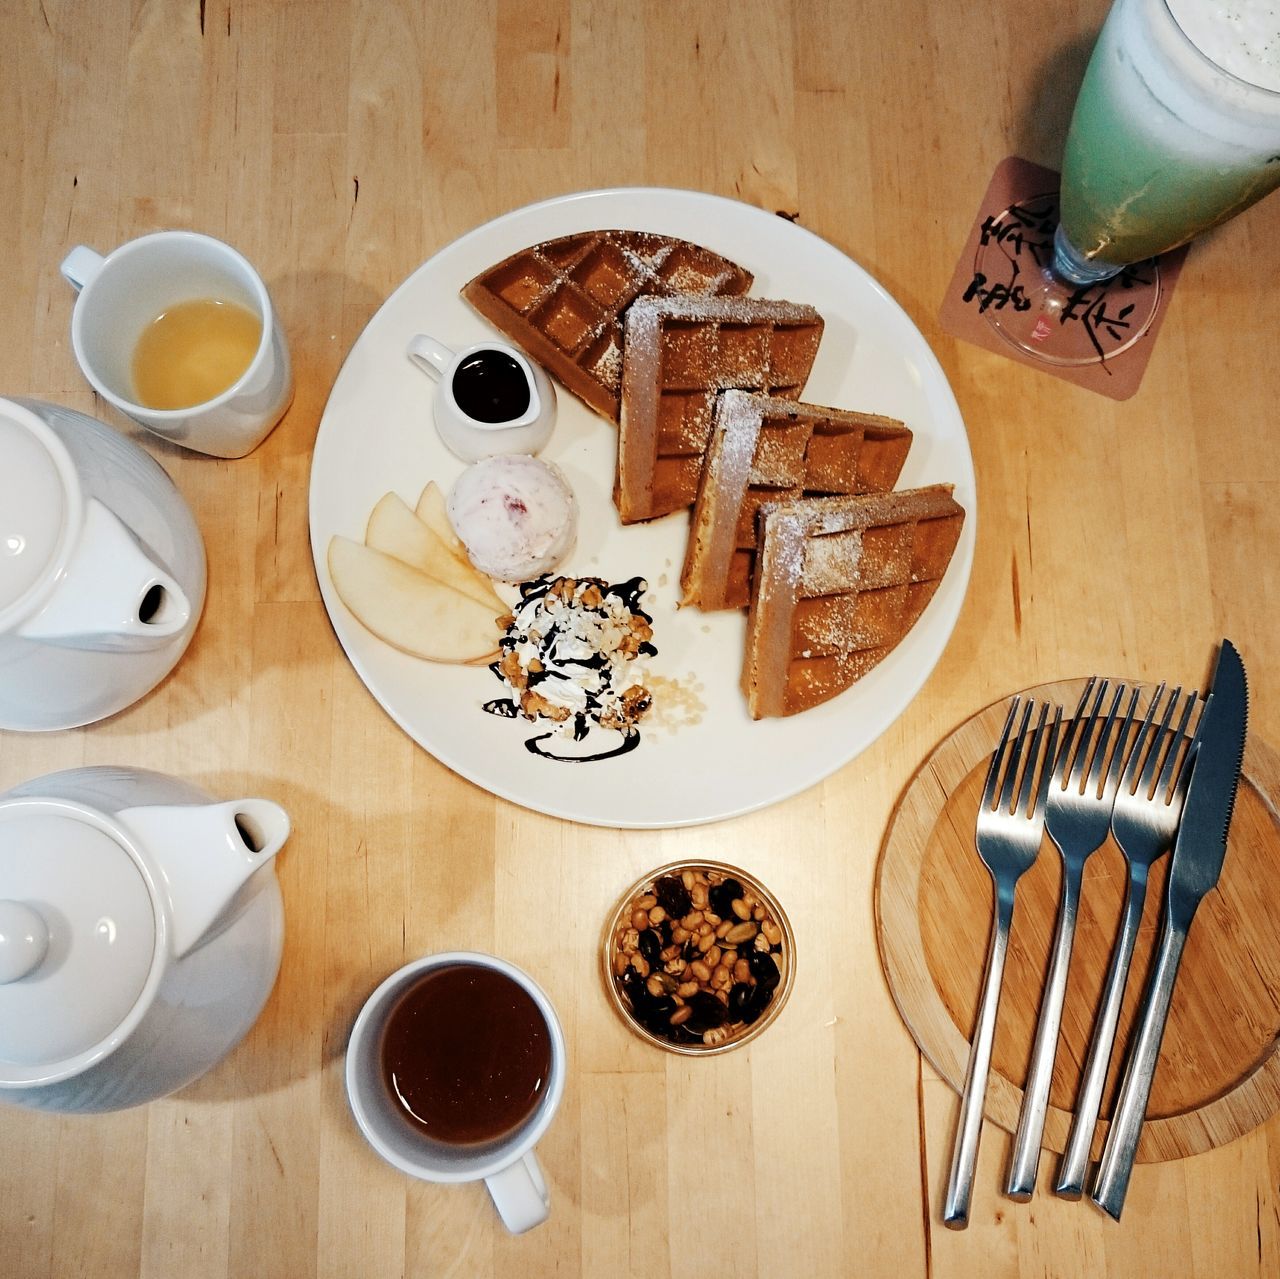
[131,297,262,411]
[378,963,552,1145]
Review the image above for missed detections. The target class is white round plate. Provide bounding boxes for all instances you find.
[309,188,975,828]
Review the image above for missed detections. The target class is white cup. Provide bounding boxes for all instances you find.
[345,951,566,1235]
[61,231,294,458]
[407,334,556,462]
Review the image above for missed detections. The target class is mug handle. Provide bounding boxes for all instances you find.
[406,333,455,381]
[483,1150,550,1234]
[60,245,106,292]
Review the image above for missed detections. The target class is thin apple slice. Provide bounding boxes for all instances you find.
[327,536,500,664]
[415,480,467,563]
[366,492,505,611]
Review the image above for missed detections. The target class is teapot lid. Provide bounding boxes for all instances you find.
[0,801,156,1078]
[0,402,73,622]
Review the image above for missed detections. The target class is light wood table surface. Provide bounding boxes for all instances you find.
[3,2,1278,1276]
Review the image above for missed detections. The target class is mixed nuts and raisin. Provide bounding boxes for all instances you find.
[610,865,787,1049]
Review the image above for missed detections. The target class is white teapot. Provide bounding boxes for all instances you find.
[0,766,288,1113]
[0,397,206,730]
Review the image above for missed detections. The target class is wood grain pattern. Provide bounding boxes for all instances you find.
[877,679,1280,1164]
[2,2,1280,1276]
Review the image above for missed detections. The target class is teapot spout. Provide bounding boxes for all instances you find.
[118,798,290,958]
[18,499,191,651]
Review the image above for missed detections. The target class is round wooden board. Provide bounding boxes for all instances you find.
[875,678,1280,1164]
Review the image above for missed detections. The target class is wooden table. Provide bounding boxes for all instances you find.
[3,2,1277,1276]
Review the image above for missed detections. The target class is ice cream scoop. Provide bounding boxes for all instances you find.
[446,455,578,582]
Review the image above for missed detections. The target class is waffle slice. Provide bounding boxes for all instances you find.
[462,231,753,423]
[743,485,965,718]
[617,297,824,524]
[681,390,913,610]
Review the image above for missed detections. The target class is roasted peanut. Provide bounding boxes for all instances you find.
[613,951,630,976]
[734,958,751,983]
[664,957,686,976]
[681,869,695,890]
[712,965,732,989]
[762,920,783,946]
[677,981,699,998]
[648,905,667,924]
[726,921,758,945]
[636,894,658,910]
[631,954,650,978]
[705,945,722,968]
[681,911,703,930]
[696,931,715,953]
[670,1005,693,1027]
[731,898,751,921]
[631,908,650,931]
[672,925,689,943]
[702,911,721,926]
[715,920,733,939]
[753,904,765,921]
[754,932,771,951]
[691,883,709,908]
[622,928,640,953]
[698,922,713,938]
[646,975,665,998]
[690,959,712,982]
[703,1026,730,1047]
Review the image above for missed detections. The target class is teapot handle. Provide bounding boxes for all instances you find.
[18,499,192,651]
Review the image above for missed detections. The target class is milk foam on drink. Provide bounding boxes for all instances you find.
[1059,0,1280,270]
[1167,0,1280,92]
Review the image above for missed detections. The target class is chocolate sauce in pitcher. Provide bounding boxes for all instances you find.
[451,350,531,423]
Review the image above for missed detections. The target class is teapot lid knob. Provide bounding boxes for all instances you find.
[0,900,49,983]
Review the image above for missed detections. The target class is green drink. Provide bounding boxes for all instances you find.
[1058,0,1280,278]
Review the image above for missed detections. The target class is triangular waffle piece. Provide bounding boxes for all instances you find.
[617,297,824,524]
[681,390,913,610]
[743,485,964,718]
[462,231,753,423]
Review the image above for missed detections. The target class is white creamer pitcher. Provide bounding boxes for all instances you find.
[0,397,206,730]
[0,766,289,1113]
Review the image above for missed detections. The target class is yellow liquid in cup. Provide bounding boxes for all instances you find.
[131,298,262,410]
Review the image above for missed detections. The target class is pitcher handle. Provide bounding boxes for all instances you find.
[406,334,455,380]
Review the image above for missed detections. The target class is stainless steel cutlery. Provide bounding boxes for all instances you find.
[946,643,1247,1227]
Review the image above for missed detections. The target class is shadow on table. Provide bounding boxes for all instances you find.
[1010,30,1095,175]
[172,771,496,1104]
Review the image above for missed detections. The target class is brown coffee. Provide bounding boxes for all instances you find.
[378,963,552,1145]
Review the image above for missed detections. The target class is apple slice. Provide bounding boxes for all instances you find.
[415,480,467,563]
[365,492,505,611]
[327,536,501,664]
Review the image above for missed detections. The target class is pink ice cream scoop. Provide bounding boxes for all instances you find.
[446,454,578,582]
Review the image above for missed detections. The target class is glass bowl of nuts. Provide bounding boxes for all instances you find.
[601,860,795,1055]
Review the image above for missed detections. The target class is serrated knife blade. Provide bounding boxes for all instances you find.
[1091,639,1249,1220]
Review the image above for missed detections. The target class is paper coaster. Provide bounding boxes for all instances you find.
[939,156,1187,400]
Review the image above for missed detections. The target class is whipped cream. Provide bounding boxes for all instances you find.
[485,575,656,762]
[1167,1,1280,92]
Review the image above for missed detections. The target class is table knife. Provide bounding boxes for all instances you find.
[1090,639,1248,1220]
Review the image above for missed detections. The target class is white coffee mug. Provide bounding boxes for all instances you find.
[345,951,565,1234]
[407,334,556,462]
[61,231,293,458]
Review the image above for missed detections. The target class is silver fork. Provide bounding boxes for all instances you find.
[1055,684,1199,1197]
[943,697,1059,1230]
[1005,677,1131,1201]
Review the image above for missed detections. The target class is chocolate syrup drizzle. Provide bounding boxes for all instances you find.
[483,574,656,763]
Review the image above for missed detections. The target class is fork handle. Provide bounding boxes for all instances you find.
[944,887,1015,1230]
[1090,920,1187,1220]
[1006,861,1084,1200]
[1055,864,1149,1198]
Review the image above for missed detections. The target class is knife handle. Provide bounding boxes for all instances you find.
[1090,920,1188,1220]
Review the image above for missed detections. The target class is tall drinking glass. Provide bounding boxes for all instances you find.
[984,0,1280,363]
